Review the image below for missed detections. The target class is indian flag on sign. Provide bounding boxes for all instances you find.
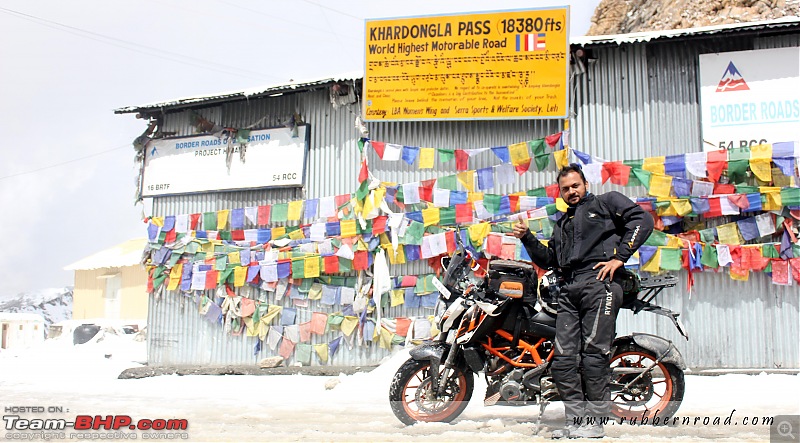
[515,33,546,51]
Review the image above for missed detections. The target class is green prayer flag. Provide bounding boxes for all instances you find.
[220,265,235,283]
[438,174,458,191]
[236,129,251,144]
[219,230,232,241]
[727,160,749,184]
[203,211,217,230]
[483,194,502,214]
[763,243,780,273]
[414,274,435,294]
[402,220,425,245]
[700,243,718,268]
[631,168,651,189]
[357,138,365,153]
[168,252,182,268]
[396,185,404,202]
[659,247,682,271]
[438,148,455,163]
[292,259,305,278]
[654,201,671,212]
[728,146,750,161]
[215,255,227,271]
[529,139,550,171]
[356,179,370,201]
[185,241,199,254]
[699,228,716,243]
[193,252,206,262]
[780,187,800,207]
[271,203,288,222]
[338,257,352,272]
[439,207,456,225]
[735,184,759,194]
[545,203,558,216]
[527,187,547,197]
[644,229,668,246]
[298,278,314,292]
[624,160,643,186]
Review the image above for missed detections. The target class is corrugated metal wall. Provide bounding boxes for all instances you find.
[147,30,799,369]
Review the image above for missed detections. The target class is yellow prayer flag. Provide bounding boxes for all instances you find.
[260,305,283,325]
[716,222,742,245]
[244,317,260,337]
[272,226,286,239]
[658,201,677,216]
[217,209,230,230]
[288,228,305,240]
[556,197,568,212]
[641,248,661,273]
[672,199,693,217]
[314,343,329,363]
[422,207,440,227]
[468,222,491,247]
[304,256,320,278]
[750,143,772,160]
[468,192,484,203]
[749,159,772,182]
[379,233,391,248]
[227,251,240,264]
[391,289,405,307]
[666,235,684,248]
[234,266,247,287]
[458,171,475,192]
[649,173,673,198]
[340,219,357,237]
[378,327,394,349]
[419,148,435,169]
[760,187,782,211]
[642,156,666,175]
[341,316,359,336]
[509,142,530,166]
[362,190,376,219]
[553,149,570,169]
[308,283,323,300]
[201,241,215,253]
[387,243,406,264]
[167,263,182,291]
[150,216,164,227]
[287,200,303,221]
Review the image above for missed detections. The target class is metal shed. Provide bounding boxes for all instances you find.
[116,18,800,370]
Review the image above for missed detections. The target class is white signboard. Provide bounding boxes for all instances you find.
[699,47,800,152]
[141,126,309,197]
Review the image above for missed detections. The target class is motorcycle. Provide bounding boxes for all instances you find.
[389,242,689,427]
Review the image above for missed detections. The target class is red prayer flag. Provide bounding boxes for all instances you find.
[395,317,412,337]
[455,203,473,223]
[713,183,735,195]
[371,140,386,159]
[637,201,653,212]
[790,258,800,283]
[545,132,562,147]
[335,194,351,208]
[486,233,502,257]
[508,195,520,213]
[545,184,560,201]
[515,159,531,175]
[353,250,369,270]
[189,213,201,230]
[323,255,339,273]
[358,159,369,183]
[372,216,387,235]
[231,230,245,241]
[727,194,750,210]
[455,150,469,171]
[772,259,790,285]
[705,197,723,218]
[164,229,177,244]
[257,205,270,225]
[445,230,456,253]
[602,162,630,186]
[419,179,435,202]
[742,246,770,271]
[205,270,218,289]
[706,150,727,183]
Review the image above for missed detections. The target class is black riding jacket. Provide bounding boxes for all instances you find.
[521,191,654,274]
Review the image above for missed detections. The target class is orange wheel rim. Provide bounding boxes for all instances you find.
[610,351,674,420]
[402,365,469,422]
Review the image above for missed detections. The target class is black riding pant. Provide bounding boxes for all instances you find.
[551,272,623,420]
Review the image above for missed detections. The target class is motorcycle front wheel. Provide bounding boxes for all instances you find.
[389,358,474,425]
[609,343,685,420]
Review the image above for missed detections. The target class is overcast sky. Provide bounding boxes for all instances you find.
[0,0,600,298]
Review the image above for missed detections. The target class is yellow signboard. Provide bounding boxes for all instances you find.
[363,8,569,121]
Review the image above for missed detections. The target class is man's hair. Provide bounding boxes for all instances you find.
[557,163,587,184]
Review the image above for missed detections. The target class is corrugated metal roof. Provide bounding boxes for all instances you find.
[572,16,800,46]
[114,70,363,114]
[64,238,147,271]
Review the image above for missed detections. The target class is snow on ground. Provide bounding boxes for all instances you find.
[0,333,798,442]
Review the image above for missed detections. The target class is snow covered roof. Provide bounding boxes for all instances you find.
[64,238,147,271]
[114,70,363,114]
[0,312,45,322]
[571,16,800,47]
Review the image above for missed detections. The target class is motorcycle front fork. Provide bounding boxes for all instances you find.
[435,333,461,395]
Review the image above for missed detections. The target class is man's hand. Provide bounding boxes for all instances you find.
[512,216,528,239]
[593,259,624,281]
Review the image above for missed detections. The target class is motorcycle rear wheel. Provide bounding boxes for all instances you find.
[389,358,474,425]
[610,343,685,420]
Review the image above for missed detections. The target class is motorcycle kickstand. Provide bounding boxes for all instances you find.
[531,399,549,435]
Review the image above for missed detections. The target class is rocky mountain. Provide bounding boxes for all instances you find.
[587,0,800,35]
[0,287,73,328]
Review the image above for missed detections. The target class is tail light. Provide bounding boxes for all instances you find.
[498,281,524,299]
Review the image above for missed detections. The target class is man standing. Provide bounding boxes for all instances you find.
[512,164,653,439]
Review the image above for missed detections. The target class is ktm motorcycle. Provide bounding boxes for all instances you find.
[389,244,688,426]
